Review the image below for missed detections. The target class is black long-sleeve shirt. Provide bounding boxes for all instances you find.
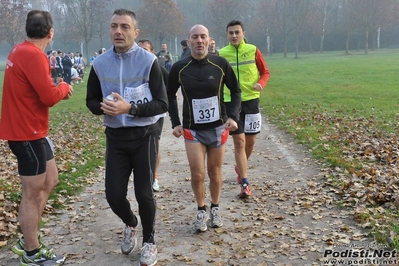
[167,54,241,130]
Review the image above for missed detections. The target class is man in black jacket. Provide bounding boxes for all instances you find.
[61,52,73,84]
[180,39,191,59]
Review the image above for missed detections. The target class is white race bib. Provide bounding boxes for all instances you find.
[192,96,220,124]
[124,84,152,117]
[244,113,261,133]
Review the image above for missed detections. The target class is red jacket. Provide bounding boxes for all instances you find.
[0,41,70,141]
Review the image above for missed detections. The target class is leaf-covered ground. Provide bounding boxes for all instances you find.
[1,109,399,265]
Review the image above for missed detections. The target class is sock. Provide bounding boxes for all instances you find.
[198,205,206,211]
[210,203,219,209]
[26,245,41,257]
[241,178,249,185]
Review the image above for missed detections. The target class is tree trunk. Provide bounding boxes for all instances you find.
[295,33,299,59]
[269,36,273,56]
[345,30,351,54]
[365,29,369,55]
[283,36,287,57]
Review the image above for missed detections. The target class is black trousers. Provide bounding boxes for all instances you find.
[105,132,158,244]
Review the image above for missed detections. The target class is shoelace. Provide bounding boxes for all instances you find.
[141,243,152,257]
[122,227,132,244]
[39,247,56,260]
[211,208,220,220]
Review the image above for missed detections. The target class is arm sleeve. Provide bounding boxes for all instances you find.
[136,61,168,117]
[166,64,181,128]
[224,62,241,122]
[25,54,69,107]
[86,67,104,115]
[255,48,270,88]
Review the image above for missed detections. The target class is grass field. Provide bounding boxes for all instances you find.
[0,48,399,248]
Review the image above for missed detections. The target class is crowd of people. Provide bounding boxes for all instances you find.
[47,50,87,85]
[0,7,270,266]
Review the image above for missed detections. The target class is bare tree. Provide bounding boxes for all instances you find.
[59,0,113,60]
[137,0,185,49]
[351,0,396,54]
[315,0,339,53]
[206,0,247,47]
[273,0,296,57]
[287,0,312,58]
[252,0,277,55]
[0,0,28,47]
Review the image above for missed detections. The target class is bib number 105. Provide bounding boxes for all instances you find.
[244,113,261,133]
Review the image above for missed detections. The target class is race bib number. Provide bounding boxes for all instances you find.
[244,113,261,133]
[192,96,220,124]
[124,84,152,117]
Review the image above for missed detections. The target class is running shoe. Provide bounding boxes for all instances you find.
[12,235,46,256]
[193,210,208,232]
[139,243,157,266]
[235,165,242,184]
[152,179,160,192]
[209,207,223,228]
[121,225,137,255]
[20,245,65,266]
[239,183,252,198]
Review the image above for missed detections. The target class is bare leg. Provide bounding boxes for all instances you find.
[19,159,59,251]
[185,141,206,207]
[232,133,248,178]
[206,145,226,205]
[245,134,257,160]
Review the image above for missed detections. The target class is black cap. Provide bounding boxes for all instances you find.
[180,40,187,46]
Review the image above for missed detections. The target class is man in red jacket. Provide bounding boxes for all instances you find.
[0,10,73,266]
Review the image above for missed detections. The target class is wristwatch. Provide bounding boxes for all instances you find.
[128,103,138,116]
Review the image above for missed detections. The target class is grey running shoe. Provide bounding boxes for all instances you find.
[20,245,65,266]
[139,243,157,266]
[121,225,137,255]
[12,235,46,256]
[193,210,208,232]
[209,207,223,228]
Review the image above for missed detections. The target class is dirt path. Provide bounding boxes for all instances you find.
[1,116,380,266]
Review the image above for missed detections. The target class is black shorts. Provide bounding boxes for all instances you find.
[157,117,164,140]
[8,137,54,176]
[225,98,262,135]
[51,69,57,78]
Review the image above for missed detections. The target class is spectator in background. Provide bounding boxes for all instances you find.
[69,52,75,65]
[164,54,172,72]
[71,65,82,84]
[50,50,57,84]
[156,43,171,68]
[61,52,73,84]
[208,38,219,56]
[77,53,86,71]
[56,50,63,79]
[180,39,191,59]
[90,52,98,66]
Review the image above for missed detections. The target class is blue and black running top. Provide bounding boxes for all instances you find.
[167,54,241,131]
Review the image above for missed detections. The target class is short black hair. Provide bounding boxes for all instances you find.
[226,20,245,32]
[137,39,154,51]
[113,9,137,27]
[25,10,53,39]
